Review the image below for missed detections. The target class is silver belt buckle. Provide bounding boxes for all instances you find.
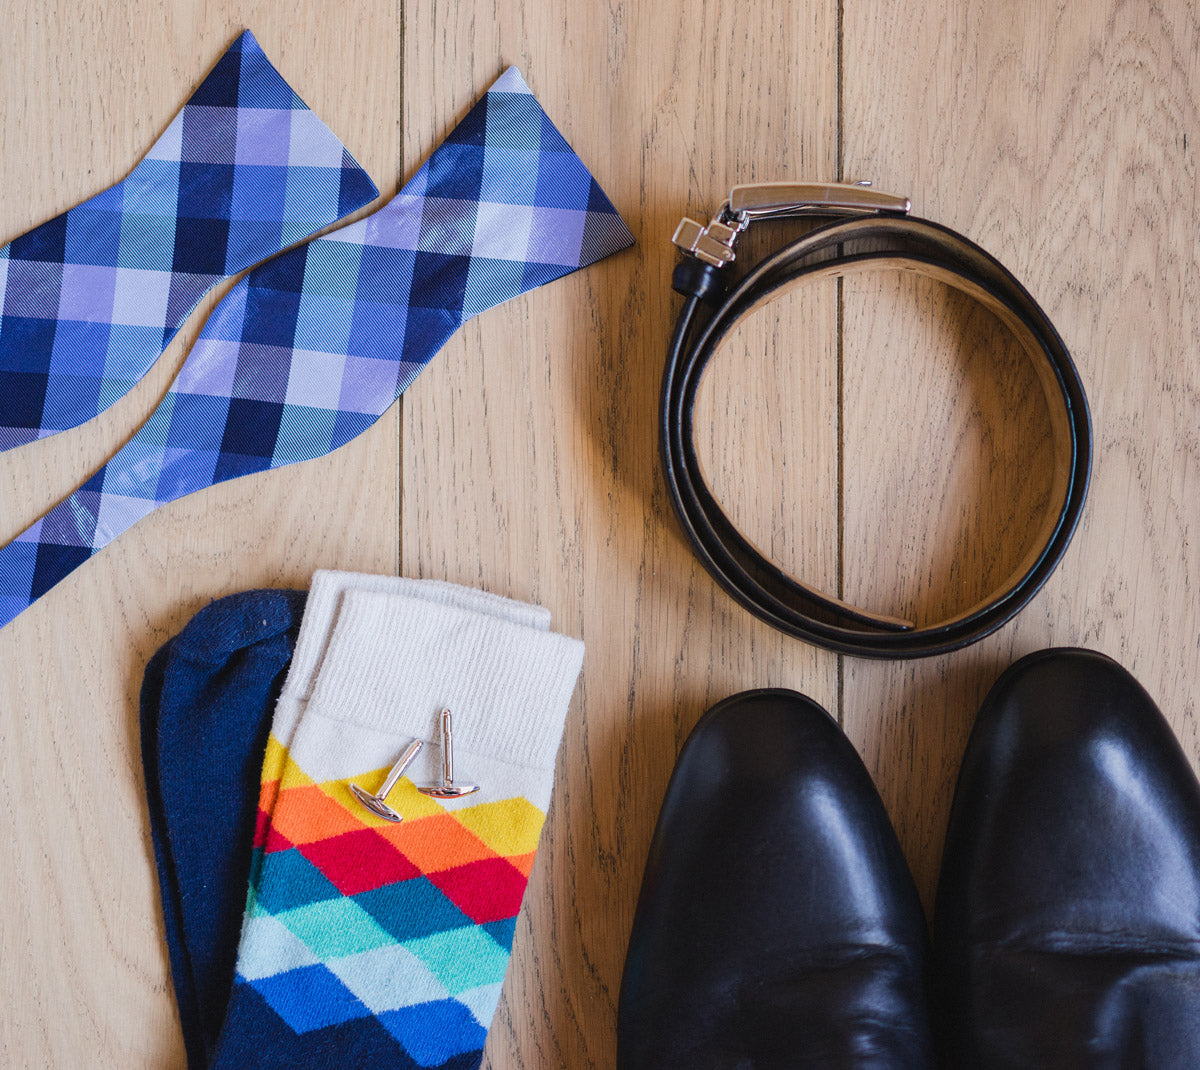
[672,180,912,267]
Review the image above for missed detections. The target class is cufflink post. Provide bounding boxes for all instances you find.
[419,709,479,798]
[350,739,424,823]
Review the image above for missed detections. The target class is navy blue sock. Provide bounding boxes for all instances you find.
[140,589,306,1067]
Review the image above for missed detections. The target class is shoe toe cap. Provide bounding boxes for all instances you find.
[619,689,932,1069]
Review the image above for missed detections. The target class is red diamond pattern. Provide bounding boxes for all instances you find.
[263,820,294,854]
[299,826,421,895]
[427,856,529,924]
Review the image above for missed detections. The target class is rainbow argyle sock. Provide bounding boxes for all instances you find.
[210,573,584,1068]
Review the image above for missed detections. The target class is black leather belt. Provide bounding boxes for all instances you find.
[662,182,1092,658]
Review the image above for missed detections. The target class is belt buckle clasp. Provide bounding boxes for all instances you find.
[672,180,911,266]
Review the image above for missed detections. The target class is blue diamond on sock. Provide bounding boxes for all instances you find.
[377,998,488,1067]
[253,848,342,914]
[248,963,372,1033]
[435,1050,487,1070]
[353,876,473,943]
[217,980,419,1067]
[481,917,517,952]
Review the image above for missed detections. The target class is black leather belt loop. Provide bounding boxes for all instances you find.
[661,182,1092,659]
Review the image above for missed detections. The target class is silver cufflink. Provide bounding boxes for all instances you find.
[418,709,479,798]
[350,739,424,823]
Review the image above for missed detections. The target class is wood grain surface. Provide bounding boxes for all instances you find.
[1,0,1197,1066]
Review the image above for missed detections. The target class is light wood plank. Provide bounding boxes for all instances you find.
[0,5,401,1064]
[398,3,839,1065]
[840,0,1200,908]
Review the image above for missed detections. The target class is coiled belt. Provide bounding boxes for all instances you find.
[661,182,1091,658]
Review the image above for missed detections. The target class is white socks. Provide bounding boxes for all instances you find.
[212,570,583,1067]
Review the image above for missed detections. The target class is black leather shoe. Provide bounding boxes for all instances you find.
[934,648,1200,1067]
[618,689,934,1068]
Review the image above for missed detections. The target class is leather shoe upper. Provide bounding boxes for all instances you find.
[618,689,934,1069]
[934,648,1200,1068]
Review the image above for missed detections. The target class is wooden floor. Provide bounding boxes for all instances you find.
[1,1,1198,1065]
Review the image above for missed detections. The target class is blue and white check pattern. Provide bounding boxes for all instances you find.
[0,30,378,451]
[0,67,633,629]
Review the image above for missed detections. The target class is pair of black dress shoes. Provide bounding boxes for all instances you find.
[618,649,1200,1067]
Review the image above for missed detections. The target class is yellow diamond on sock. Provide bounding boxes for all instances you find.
[454,796,546,857]
[322,772,444,827]
[384,777,446,821]
[278,755,315,791]
[260,734,290,784]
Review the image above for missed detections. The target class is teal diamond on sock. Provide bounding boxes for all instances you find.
[403,924,510,996]
[276,897,393,959]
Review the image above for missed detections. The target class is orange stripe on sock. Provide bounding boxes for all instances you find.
[270,783,365,845]
[507,850,538,878]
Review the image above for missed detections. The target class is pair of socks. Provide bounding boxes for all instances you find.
[141,571,584,1068]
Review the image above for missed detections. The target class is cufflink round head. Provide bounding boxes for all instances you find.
[418,782,479,799]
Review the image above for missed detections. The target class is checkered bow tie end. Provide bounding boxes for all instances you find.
[0,30,379,451]
[0,66,634,629]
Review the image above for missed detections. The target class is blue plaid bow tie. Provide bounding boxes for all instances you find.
[0,30,377,451]
[0,66,633,629]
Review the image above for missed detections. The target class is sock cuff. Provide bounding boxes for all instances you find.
[286,570,552,700]
[306,588,583,770]
[171,588,306,664]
